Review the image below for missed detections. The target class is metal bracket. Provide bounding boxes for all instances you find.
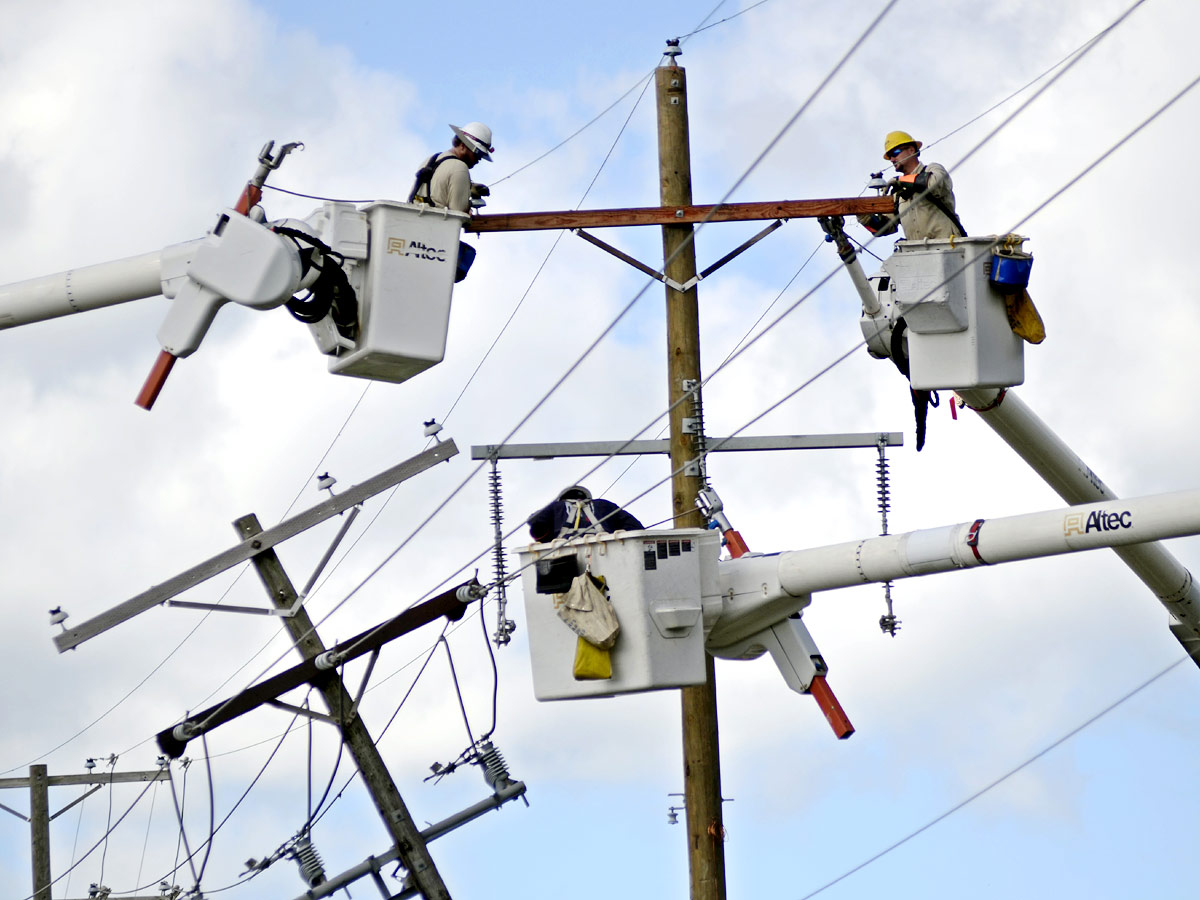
[573,219,783,294]
[573,229,687,291]
[265,700,341,726]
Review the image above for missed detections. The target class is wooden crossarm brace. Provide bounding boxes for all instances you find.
[155,580,480,758]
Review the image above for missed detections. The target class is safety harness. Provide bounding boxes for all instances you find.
[894,169,968,237]
[561,498,604,536]
[408,153,457,204]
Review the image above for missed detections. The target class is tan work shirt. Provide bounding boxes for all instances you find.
[892,162,961,240]
[415,151,472,213]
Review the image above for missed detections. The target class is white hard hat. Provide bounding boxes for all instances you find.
[450,122,494,161]
[557,484,592,502]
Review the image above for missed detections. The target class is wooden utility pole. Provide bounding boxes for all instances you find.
[234,513,453,900]
[657,45,726,900]
[29,764,50,900]
[0,764,169,900]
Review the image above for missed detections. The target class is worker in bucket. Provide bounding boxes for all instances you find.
[409,122,494,213]
[527,485,645,543]
[408,122,494,281]
[858,130,966,241]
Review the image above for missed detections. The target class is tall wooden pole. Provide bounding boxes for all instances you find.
[657,46,726,900]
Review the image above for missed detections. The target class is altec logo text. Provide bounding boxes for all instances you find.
[387,237,447,262]
[1064,509,1133,536]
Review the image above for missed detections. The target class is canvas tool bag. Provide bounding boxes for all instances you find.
[556,571,620,650]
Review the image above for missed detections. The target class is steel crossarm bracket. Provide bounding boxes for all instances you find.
[155,580,481,758]
[574,219,784,294]
[53,440,458,653]
[573,228,686,291]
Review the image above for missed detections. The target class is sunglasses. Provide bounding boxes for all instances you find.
[886,146,907,159]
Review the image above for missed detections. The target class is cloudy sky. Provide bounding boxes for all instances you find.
[3,1,1200,898]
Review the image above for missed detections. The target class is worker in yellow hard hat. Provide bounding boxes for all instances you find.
[859,130,965,241]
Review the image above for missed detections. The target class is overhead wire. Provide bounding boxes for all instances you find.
[197,734,216,886]
[441,635,477,752]
[129,706,304,896]
[135,775,161,893]
[62,787,88,899]
[795,655,1190,900]
[440,67,656,429]
[675,0,774,42]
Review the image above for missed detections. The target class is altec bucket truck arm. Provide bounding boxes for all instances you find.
[821,217,1200,663]
[516,489,1200,737]
[707,489,1200,659]
[0,140,470,409]
[696,485,854,740]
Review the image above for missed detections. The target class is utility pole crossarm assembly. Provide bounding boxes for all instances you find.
[465,196,892,233]
[52,439,458,653]
[155,578,480,758]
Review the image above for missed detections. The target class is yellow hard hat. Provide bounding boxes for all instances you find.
[883,130,922,159]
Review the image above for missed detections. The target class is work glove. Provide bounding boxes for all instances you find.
[857,213,889,234]
[470,183,490,199]
[891,171,929,201]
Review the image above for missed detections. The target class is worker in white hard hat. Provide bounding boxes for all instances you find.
[859,130,965,241]
[408,121,494,214]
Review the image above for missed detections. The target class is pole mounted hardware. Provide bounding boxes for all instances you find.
[156,579,482,759]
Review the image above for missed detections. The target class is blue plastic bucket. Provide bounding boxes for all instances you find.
[990,253,1033,290]
[455,241,476,283]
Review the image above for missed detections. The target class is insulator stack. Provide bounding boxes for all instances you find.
[477,740,513,791]
[875,440,891,536]
[489,459,515,646]
[291,833,327,887]
[876,440,899,636]
[691,379,705,482]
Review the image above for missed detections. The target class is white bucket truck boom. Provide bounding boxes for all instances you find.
[818,214,1200,658]
[0,140,469,408]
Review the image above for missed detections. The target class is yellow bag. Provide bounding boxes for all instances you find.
[1004,289,1046,344]
[573,636,613,680]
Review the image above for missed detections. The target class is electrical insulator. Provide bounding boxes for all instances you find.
[476,740,513,791]
[290,833,327,888]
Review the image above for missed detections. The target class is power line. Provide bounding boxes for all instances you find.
[795,656,1189,900]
